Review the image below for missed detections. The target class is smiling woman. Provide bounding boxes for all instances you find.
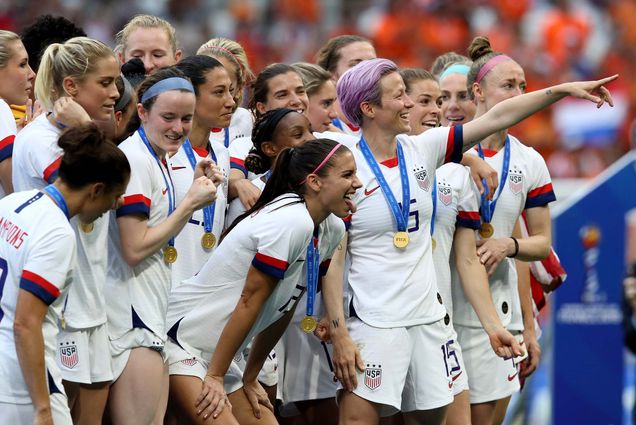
[10,36,125,425]
[104,66,223,425]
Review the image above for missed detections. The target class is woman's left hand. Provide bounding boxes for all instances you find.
[242,379,274,419]
[476,237,513,276]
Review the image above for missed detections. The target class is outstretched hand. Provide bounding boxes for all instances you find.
[563,74,618,108]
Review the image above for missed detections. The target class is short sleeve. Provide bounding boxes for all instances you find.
[229,136,253,177]
[116,150,154,218]
[251,207,313,280]
[410,125,463,170]
[20,228,75,305]
[456,168,481,230]
[0,102,16,162]
[525,150,556,209]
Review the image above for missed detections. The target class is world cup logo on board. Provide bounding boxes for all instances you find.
[579,224,605,303]
[59,341,78,369]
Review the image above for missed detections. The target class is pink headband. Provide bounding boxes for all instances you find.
[475,55,512,84]
[201,44,244,72]
[299,144,342,185]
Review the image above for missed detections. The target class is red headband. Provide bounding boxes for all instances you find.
[475,55,512,84]
[299,144,342,185]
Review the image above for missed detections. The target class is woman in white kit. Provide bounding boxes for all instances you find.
[164,138,361,425]
[105,67,221,425]
[0,123,130,425]
[11,36,121,425]
[320,58,615,425]
[400,67,521,425]
[169,55,234,288]
[0,30,35,197]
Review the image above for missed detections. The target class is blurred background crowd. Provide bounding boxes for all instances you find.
[3,0,634,178]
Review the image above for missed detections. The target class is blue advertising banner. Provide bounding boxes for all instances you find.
[552,151,636,424]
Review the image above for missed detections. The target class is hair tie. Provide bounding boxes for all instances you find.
[299,143,342,185]
[140,77,194,103]
[115,75,133,112]
[439,64,470,81]
[475,55,512,84]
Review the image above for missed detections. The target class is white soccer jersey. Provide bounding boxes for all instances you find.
[225,174,265,229]
[106,130,173,341]
[169,139,230,287]
[431,163,480,318]
[0,100,16,200]
[209,107,253,148]
[452,135,556,330]
[166,195,321,364]
[228,136,254,178]
[12,115,110,328]
[326,126,464,327]
[331,116,361,138]
[0,190,76,403]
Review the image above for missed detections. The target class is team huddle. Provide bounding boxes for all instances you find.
[0,13,616,425]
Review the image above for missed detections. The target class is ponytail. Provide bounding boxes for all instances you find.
[224,139,346,237]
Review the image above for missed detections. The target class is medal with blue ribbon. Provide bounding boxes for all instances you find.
[43,185,70,220]
[477,136,510,238]
[138,126,178,263]
[300,229,320,333]
[359,135,411,248]
[182,139,217,250]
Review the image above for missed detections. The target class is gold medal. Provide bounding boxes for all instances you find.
[479,223,494,239]
[79,222,94,233]
[431,237,436,250]
[300,316,317,333]
[393,231,409,249]
[60,316,66,330]
[163,246,178,264]
[201,232,216,249]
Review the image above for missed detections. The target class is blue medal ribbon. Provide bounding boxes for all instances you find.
[182,139,217,235]
[430,175,437,237]
[332,117,343,131]
[358,135,410,232]
[138,127,177,247]
[305,229,320,317]
[224,127,230,148]
[43,185,70,220]
[477,136,510,224]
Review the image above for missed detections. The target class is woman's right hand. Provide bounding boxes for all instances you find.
[236,179,262,209]
[560,75,618,108]
[195,374,232,420]
[52,97,91,127]
[186,176,219,211]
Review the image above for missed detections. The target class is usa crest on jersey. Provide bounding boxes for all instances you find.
[414,166,431,191]
[508,167,523,195]
[438,181,452,206]
[364,364,382,390]
[59,341,78,369]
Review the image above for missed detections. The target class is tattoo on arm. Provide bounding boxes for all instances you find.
[332,319,340,329]
[546,89,552,96]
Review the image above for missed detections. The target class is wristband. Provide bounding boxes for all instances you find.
[508,237,519,258]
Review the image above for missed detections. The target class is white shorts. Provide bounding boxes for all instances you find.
[165,340,244,395]
[340,316,455,416]
[56,324,113,384]
[456,325,520,404]
[0,393,72,425]
[446,327,469,396]
[110,328,165,381]
[280,319,337,408]
[237,343,279,387]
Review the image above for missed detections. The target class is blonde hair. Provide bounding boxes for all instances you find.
[0,30,21,69]
[291,62,332,96]
[197,37,254,106]
[35,37,114,110]
[116,14,178,56]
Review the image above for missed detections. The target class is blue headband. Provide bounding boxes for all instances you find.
[439,64,470,81]
[140,77,194,103]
